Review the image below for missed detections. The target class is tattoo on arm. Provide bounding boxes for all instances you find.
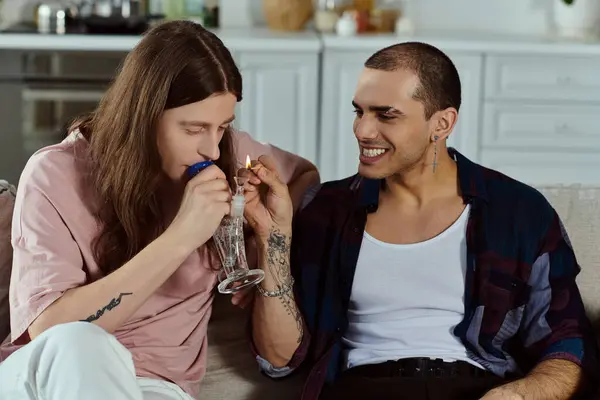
[266,229,303,344]
[80,292,133,323]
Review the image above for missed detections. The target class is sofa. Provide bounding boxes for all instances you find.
[0,180,598,399]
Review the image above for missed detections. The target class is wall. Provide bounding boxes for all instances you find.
[0,0,36,29]
[408,0,553,36]
[2,0,555,36]
[248,0,554,36]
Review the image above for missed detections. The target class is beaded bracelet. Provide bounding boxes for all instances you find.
[257,277,295,298]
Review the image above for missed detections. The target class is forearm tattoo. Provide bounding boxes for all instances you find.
[266,229,303,343]
[81,292,133,322]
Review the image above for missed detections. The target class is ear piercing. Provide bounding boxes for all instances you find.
[432,135,439,173]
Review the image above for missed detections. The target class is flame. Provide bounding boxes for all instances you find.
[245,155,251,169]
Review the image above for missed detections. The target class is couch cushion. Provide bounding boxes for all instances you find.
[0,180,16,341]
[200,293,306,399]
[534,185,600,340]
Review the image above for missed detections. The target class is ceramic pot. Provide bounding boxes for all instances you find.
[554,0,600,40]
[263,0,313,31]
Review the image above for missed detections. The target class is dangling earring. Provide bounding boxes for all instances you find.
[432,136,439,173]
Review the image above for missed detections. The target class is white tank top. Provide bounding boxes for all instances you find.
[342,205,483,370]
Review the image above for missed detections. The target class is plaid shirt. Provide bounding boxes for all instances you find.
[255,149,598,399]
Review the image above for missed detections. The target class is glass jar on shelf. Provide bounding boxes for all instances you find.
[370,0,402,33]
[314,0,351,32]
[353,0,374,12]
[393,0,415,35]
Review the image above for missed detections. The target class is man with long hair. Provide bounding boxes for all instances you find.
[0,20,318,399]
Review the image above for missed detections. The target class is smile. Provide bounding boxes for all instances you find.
[359,147,388,165]
[361,148,387,157]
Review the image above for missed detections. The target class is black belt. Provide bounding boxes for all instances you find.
[346,358,494,379]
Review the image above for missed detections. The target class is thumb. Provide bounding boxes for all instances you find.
[254,164,288,197]
[253,155,288,197]
[257,154,279,173]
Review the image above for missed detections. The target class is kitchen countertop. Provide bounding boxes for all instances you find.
[2,26,600,56]
[322,30,600,56]
[0,27,321,52]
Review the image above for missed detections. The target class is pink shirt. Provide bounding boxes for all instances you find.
[0,130,305,397]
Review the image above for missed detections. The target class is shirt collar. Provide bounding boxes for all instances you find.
[356,148,489,210]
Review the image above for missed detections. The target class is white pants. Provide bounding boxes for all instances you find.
[0,322,196,400]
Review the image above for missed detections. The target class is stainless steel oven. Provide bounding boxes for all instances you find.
[0,49,125,184]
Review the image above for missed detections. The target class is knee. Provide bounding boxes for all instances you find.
[36,322,121,359]
[41,321,108,343]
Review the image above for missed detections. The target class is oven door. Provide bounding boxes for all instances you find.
[21,79,107,154]
[0,50,123,184]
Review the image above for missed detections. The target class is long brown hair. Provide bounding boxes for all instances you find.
[72,21,242,275]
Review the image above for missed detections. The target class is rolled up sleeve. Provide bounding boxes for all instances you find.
[9,157,86,344]
[251,321,311,378]
[520,211,598,375]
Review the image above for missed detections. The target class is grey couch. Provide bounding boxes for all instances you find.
[1,181,599,399]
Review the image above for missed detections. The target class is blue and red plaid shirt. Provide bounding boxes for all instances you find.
[255,149,598,399]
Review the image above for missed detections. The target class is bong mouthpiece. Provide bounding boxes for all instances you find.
[186,160,214,179]
[231,176,247,218]
[233,176,247,195]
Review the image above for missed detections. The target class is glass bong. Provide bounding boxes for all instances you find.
[187,161,265,294]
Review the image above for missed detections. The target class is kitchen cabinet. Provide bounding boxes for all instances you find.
[234,51,319,165]
[480,53,600,185]
[2,29,600,186]
[0,29,322,184]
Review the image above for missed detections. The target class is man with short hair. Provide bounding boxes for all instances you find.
[249,42,599,400]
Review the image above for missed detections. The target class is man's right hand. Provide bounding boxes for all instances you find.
[242,155,294,242]
[167,164,231,253]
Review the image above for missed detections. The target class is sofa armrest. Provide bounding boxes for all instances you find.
[0,180,16,340]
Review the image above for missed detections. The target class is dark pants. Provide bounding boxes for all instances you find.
[320,359,509,400]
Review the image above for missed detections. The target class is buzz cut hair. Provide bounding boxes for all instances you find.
[365,42,462,120]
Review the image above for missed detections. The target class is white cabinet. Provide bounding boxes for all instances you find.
[318,50,483,182]
[481,53,600,185]
[480,150,600,185]
[234,51,320,165]
[482,102,600,151]
[318,51,366,183]
[445,54,483,166]
[484,54,600,102]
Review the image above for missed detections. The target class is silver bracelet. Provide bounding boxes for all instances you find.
[257,277,295,298]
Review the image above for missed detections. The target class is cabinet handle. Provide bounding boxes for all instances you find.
[556,76,573,85]
[554,122,572,134]
[22,88,105,102]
